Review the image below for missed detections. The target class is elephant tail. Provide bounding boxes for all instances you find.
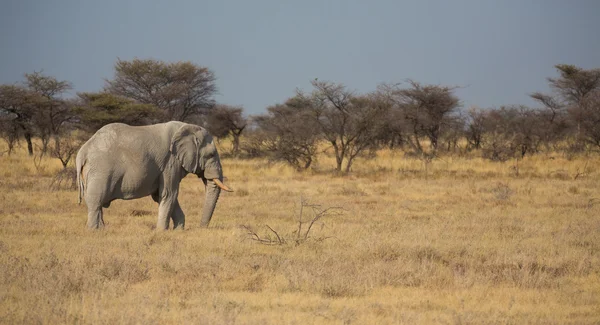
[76,155,86,204]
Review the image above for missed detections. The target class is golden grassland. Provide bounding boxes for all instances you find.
[0,141,599,324]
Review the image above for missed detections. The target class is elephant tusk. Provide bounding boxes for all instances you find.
[213,178,233,192]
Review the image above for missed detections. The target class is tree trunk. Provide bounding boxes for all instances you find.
[54,135,61,155]
[332,141,343,172]
[344,158,354,174]
[232,134,240,157]
[409,133,423,154]
[430,135,438,151]
[24,133,33,156]
[41,136,50,156]
[5,136,16,155]
[303,156,312,170]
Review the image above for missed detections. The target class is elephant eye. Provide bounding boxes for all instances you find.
[201,146,215,158]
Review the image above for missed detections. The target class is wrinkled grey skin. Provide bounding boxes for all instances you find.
[76,121,226,230]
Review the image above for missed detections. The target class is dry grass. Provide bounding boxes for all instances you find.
[1,143,599,324]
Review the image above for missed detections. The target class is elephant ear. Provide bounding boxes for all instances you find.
[170,125,202,173]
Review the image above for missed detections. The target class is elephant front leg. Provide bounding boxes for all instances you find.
[171,200,185,230]
[156,187,181,230]
[156,169,183,230]
[87,205,104,229]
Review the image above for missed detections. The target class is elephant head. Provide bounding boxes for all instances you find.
[170,124,232,227]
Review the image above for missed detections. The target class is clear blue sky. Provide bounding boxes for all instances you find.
[1,0,599,115]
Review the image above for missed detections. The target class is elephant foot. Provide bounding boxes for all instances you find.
[87,206,105,229]
[155,219,170,231]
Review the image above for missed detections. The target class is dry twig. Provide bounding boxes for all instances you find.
[241,197,344,246]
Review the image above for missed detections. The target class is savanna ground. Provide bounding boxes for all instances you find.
[0,141,599,324]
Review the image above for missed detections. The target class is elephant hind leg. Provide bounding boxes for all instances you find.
[156,199,173,230]
[87,205,105,229]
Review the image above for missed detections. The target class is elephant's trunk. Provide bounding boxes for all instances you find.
[200,178,221,227]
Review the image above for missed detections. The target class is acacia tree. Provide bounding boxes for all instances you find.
[374,105,406,149]
[380,80,461,155]
[478,107,521,161]
[0,109,21,154]
[253,101,321,170]
[298,80,389,173]
[465,107,487,150]
[105,58,217,122]
[473,105,545,161]
[570,90,600,148]
[24,71,74,154]
[440,114,466,152]
[74,92,164,132]
[531,64,600,148]
[0,85,41,155]
[507,105,545,157]
[204,105,247,156]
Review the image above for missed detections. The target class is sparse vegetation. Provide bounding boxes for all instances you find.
[105,58,217,122]
[242,197,343,246]
[203,104,248,157]
[0,142,599,324]
[1,61,600,323]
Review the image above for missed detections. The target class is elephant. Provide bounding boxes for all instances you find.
[75,121,232,230]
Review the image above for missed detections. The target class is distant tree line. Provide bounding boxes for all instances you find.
[0,59,222,168]
[245,64,600,172]
[1,61,599,173]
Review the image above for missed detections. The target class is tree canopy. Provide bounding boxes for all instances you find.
[105,58,217,122]
[74,92,164,132]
